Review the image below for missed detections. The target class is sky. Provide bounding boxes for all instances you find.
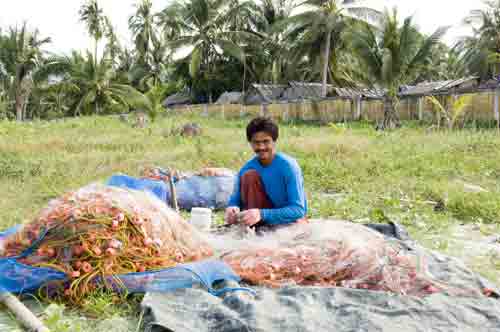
[0,0,484,54]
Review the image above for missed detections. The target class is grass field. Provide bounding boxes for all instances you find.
[1,113,500,330]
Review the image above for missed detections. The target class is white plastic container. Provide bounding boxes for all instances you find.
[190,207,212,232]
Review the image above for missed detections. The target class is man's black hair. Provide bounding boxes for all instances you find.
[246,117,279,142]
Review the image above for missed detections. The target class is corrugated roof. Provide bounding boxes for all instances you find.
[243,84,287,104]
[281,82,333,100]
[478,78,500,90]
[399,76,479,96]
[216,92,243,104]
[333,87,385,99]
[254,84,287,101]
[162,92,192,107]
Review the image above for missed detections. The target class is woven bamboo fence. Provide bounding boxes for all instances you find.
[168,90,500,127]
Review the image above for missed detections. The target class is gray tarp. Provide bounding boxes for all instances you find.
[142,286,500,332]
[141,223,500,332]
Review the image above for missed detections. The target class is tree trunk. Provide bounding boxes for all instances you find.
[242,60,246,96]
[495,88,500,132]
[272,60,278,84]
[15,90,23,122]
[321,30,332,98]
[380,96,401,130]
[95,38,99,69]
[23,92,30,120]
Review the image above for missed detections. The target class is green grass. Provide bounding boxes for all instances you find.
[1,113,500,329]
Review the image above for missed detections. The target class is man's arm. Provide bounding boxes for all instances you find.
[260,164,306,225]
[225,173,242,224]
[227,172,241,208]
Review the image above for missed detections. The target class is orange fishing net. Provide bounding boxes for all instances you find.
[1,184,213,301]
[221,221,484,297]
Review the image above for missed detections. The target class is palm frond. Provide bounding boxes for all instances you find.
[405,26,449,78]
[345,7,383,24]
[109,84,152,111]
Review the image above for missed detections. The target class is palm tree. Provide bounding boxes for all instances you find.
[351,9,447,129]
[129,0,158,65]
[103,16,122,67]
[417,43,467,81]
[158,0,249,102]
[248,0,295,83]
[0,24,53,121]
[128,41,171,91]
[461,1,500,79]
[79,0,105,67]
[30,80,78,119]
[51,52,150,117]
[282,0,381,97]
[0,57,10,118]
[286,16,356,86]
[144,83,168,122]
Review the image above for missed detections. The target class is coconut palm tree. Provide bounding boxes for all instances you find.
[0,57,10,119]
[248,0,295,83]
[129,0,167,90]
[351,9,447,129]
[286,15,356,87]
[129,0,158,65]
[461,0,500,79]
[158,0,250,101]
[128,40,171,91]
[282,0,382,97]
[0,24,54,121]
[79,0,105,67]
[50,52,150,117]
[417,43,467,81]
[103,16,122,67]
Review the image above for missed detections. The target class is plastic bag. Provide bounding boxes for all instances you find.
[107,174,169,202]
[173,175,235,210]
[111,166,237,210]
[1,184,213,300]
[141,166,234,181]
[219,220,484,297]
[141,166,236,210]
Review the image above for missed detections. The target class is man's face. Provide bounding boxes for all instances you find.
[250,131,276,164]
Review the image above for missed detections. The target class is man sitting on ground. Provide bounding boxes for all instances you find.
[225,117,307,229]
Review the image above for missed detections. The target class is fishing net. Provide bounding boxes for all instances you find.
[0,184,215,301]
[219,220,491,297]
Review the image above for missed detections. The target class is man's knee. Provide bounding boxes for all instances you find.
[241,170,261,186]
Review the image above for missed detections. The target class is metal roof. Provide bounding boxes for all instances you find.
[399,76,479,96]
[215,92,243,104]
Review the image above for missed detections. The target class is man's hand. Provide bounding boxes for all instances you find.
[224,207,240,224]
[238,209,262,226]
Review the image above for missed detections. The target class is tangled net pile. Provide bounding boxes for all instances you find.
[221,221,485,297]
[1,184,213,302]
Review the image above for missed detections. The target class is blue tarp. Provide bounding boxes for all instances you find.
[106,174,169,202]
[107,173,235,210]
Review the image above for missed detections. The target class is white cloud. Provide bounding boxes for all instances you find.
[0,0,484,54]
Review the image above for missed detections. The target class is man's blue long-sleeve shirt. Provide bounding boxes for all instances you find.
[227,153,307,225]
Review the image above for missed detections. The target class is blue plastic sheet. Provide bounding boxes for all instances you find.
[106,174,169,203]
[174,175,235,210]
[0,226,241,295]
[107,174,235,210]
